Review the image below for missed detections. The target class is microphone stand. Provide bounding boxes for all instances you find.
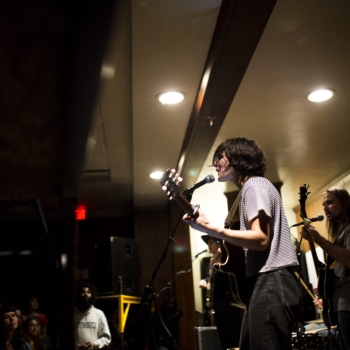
[150,249,207,349]
[138,196,196,317]
[137,185,205,348]
[181,190,194,202]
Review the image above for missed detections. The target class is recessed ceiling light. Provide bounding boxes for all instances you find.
[100,64,115,79]
[307,88,334,102]
[150,171,164,180]
[157,91,185,105]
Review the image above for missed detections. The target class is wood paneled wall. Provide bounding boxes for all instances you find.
[134,204,195,350]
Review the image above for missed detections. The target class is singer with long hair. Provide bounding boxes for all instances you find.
[301,186,350,350]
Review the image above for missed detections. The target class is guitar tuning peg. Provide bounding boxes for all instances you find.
[169,195,173,200]
[161,186,167,191]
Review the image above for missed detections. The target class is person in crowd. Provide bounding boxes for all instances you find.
[21,317,44,350]
[199,235,241,349]
[22,297,48,337]
[0,303,30,350]
[74,281,111,349]
[183,137,301,350]
[301,186,350,350]
[13,307,23,328]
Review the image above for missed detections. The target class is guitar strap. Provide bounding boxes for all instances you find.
[224,191,241,229]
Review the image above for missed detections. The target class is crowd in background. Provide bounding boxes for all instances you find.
[0,296,51,350]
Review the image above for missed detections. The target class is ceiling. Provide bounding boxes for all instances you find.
[79,0,350,219]
[2,0,350,220]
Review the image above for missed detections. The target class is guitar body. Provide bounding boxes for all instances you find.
[204,266,215,326]
[214,243,247,308]
[318,267,336,327]
[213,221,247,308]
[205,265,215,309]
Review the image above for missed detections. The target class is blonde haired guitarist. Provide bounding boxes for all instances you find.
[301,186,350,350]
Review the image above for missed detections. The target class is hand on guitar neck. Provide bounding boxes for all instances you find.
[300,224,323,247]
[313,288,323,311]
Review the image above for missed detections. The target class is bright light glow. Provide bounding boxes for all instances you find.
[307,89,334,102]
[0,251,13,257]
[100,64,115,79]
[19,250,33,256]
[158,91,185,105]
[150,171,164,179]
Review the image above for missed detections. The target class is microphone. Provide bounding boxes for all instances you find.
[194,249,207,258]
[291,214,324,227]
[181,174,215,197]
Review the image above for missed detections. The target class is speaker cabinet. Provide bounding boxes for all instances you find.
[194,326,222,350]
[95,237,140,296]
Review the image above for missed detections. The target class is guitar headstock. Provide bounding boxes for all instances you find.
[160,169,183,201]
[160,168,199,216]
[298,184,310,220]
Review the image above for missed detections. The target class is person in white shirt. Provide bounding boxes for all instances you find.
[74,281,111,350]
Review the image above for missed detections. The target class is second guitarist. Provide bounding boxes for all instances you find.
[199,235,241,349]
[301,186,350,350]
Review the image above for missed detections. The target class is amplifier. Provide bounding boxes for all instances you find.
[194,326,222,350]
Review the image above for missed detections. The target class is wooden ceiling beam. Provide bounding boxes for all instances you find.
[177,0,277,189]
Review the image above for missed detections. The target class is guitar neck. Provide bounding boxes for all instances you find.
[172,192,199,217]
[309,241,326,273]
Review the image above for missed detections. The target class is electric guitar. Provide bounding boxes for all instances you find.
[205,255,216,310]
[160,169,246,308]
[298,185,336,328]
[205,255,216,326]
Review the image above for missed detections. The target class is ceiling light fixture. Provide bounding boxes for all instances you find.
[150,171,164,180]
[307,88,334,102]
[157,91,185,105]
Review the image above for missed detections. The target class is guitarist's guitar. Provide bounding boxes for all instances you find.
[298,185,336,328]
[160,169,246,308]
[204,253,216,326]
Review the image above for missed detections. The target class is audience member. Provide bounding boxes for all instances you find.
[21,317,44,350]
[0,303,30,350]
[22,297,48,337]
[74,281,111,349]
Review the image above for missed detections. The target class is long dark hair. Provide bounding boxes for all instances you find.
[0,304,26,350]
[212,137,268,177]
[21,317,43,350]
[325,186,350,240]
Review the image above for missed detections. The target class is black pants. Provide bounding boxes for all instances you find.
[240,268,301,350]
[214,293,242,349]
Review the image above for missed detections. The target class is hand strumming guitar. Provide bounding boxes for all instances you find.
[183,208,222,236]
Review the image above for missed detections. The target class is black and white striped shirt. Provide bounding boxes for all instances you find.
[240,177,299,277]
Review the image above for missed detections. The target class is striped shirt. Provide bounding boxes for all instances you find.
[240,177,298,277]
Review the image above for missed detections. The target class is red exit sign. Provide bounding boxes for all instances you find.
[75,208,87,220]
